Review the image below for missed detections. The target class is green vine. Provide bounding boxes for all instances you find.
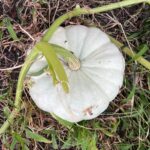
[0,0,150,135]
[110,37,150,70]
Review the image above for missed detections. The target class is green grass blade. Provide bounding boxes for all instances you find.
[12,132,27,150]
[0,21,3,40]
[36,41,69,92]
[10,137,18,150]
[51,133,58,149]
[132,44,149,60]
[26,129,51,143]
[123,85,136,103]
[51,113,73,129]
[0,93,8,101]
[12,132,25,144]
[3,18,19,41]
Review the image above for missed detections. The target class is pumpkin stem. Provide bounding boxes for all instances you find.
[49,43,81,71]
[68,57,81,71]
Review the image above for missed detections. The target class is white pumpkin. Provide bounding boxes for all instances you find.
[27,25,125,122]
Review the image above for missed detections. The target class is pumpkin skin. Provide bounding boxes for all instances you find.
[28,25,125,122]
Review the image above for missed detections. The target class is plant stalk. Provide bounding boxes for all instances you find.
[43,0,150,41]
[0,49,39,134]
[110,37,150,70]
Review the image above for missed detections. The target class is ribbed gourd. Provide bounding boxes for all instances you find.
[27,25,125,122]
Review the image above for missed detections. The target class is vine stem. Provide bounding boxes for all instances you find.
[0,0,150,135]
[110,37,150,70]
[43,0,150,41]
[0,49,39,134]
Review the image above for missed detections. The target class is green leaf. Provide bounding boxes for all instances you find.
[10,137,17,150]
[0,93,8,101]
[122,85,136,103]
[12,132,28,150]
[74,127,98,150]
[51,133,58,149]
[88,134,98,150]
[117,144,133,150]
[132,44,149,60]
[3,18,19,41]
[36,41,69,92]
[3,106,11,118]
[51,113,73,129]
[28,43,76,77]
[0,21,3,40]
[12,132,26,144]
[26,129,51,143]
[61,138,73,149]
